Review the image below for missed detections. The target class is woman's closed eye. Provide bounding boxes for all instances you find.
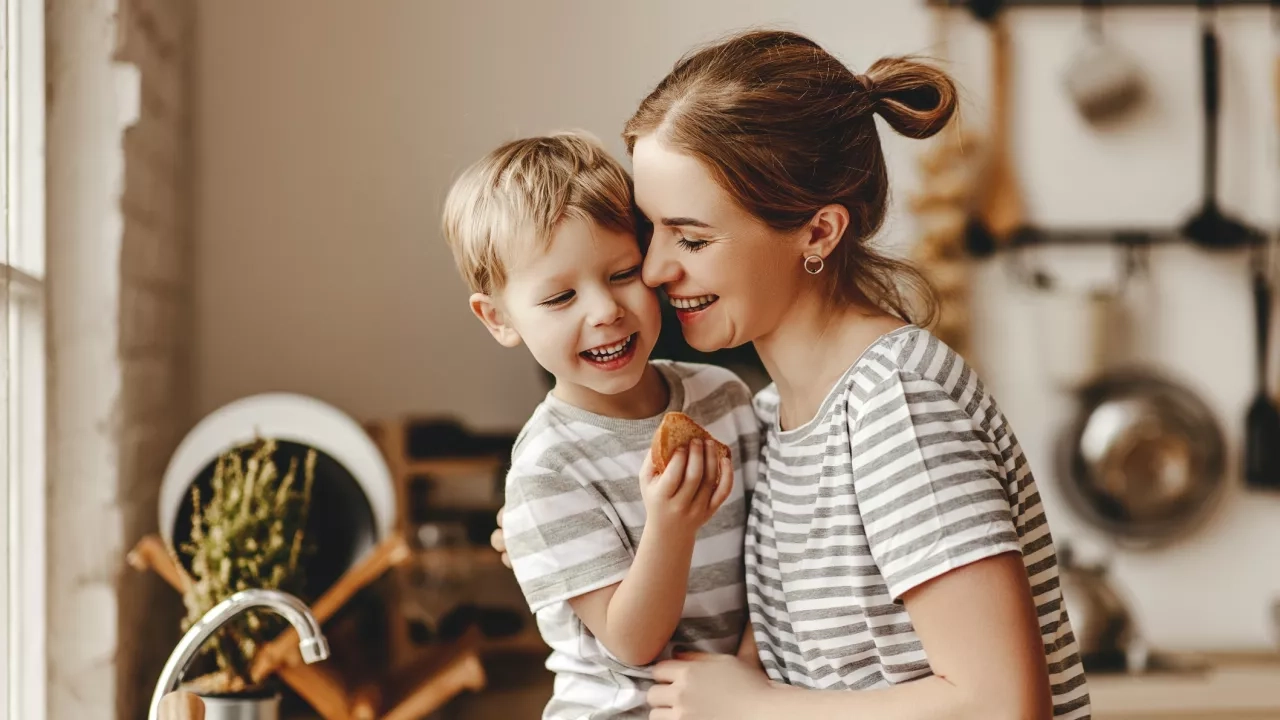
[676,237,710,253]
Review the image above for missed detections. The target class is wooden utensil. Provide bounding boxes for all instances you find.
[909,2,980,356]
[965,8,1027,257]
[158,691,204,720]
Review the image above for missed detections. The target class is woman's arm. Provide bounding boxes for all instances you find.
[649,552,1053,720]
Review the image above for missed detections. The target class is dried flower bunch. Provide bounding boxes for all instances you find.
[179,437,316,693]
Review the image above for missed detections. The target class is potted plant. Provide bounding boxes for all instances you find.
[176,437,316,719]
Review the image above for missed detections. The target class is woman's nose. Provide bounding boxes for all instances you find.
[642,240,680,289]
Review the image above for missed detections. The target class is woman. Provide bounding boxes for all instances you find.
[494,29,1089,720]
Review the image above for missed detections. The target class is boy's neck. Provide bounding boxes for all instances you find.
[551,362,670,420]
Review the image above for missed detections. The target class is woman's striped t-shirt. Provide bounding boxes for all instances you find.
[743,325,1091,718]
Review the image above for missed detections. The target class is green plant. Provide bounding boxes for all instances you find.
[179,437,316,693]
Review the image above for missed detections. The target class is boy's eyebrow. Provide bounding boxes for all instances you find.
[661,217,711,228]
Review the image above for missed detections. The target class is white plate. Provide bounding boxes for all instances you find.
[158,393,395,554]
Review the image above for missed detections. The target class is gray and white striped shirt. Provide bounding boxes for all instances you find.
[744,325,1090,718]
[504,360,761,719]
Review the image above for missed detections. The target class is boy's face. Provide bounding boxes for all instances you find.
[472,217,661,405]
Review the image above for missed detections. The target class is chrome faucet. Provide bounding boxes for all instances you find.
[148,589,330,720]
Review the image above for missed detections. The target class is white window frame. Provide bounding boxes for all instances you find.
[2,0,45,718]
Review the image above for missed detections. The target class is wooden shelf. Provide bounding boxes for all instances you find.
[413,546,505,567]
[404,457,503,477]
[480,625,548,657]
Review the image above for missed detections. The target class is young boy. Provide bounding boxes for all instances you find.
[441,132,761,719]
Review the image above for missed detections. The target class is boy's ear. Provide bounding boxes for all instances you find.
[470,292,522,348]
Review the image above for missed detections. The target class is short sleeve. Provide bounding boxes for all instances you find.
[503,463,632,613]
[849,371,1020,601]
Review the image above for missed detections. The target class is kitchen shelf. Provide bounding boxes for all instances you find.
[977,224,1268,255]
[927,0,1274,7]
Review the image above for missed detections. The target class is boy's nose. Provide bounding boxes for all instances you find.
[587,293,624,326]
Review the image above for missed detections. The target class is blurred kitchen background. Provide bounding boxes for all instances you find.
[7,0,1280,718]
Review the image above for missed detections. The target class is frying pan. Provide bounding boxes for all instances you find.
[1058,370,1228,547]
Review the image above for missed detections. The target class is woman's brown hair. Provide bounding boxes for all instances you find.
[623,29,957,326]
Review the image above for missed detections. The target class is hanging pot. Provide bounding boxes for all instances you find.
[1062,0,1147,125]
[1057,370,1228,547]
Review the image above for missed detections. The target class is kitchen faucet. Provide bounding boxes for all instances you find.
[148,589,330,720]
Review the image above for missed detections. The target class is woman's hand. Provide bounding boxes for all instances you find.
[490,506,511,568]
[646,653,775,720]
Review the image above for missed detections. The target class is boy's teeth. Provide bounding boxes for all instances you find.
[586,334,633,358]
[671,295,716,310]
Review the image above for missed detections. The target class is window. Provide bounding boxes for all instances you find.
[2,0,45,717]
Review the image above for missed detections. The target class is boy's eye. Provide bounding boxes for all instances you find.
[677,237,710,253]
[541,291,574,307]
[611,266,641,282]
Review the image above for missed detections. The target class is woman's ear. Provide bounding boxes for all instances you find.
[801,203,851,261]
[470,293,523,348]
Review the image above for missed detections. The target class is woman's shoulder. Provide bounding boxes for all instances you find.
[845,325,988,414]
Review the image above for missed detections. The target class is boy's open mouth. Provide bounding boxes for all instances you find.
[581,333,637,366]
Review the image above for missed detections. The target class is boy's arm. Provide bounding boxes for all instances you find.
[568,441,734,667]
[567,523,698,666]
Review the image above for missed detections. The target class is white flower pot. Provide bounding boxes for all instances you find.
[197,693,281,720]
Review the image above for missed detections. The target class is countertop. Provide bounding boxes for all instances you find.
[1090,652,1280,719]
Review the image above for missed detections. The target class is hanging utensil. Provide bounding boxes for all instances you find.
[1180,0,1262,251]
[1245,248,1280,490]
[965,0,1027,258]
[1247,1,1280,491]
[1058,544,1137,672]
[1062,0,1147,125]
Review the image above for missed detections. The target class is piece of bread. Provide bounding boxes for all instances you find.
[651,412,730,474]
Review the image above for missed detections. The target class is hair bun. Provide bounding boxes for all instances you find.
[865,56,957,140]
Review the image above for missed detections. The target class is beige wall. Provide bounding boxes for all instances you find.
[194,0,1280,658]
[192,0,928,433]
[47,0,194,716]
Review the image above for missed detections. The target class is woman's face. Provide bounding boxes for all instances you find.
[633,135,806,353]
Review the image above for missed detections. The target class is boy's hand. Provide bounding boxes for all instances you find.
[639,439,734,536]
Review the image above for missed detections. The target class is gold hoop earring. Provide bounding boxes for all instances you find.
[804,255,825,275]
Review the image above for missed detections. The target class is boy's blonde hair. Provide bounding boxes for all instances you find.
[442,131,638,295]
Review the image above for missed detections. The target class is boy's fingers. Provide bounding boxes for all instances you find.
[709,457,734,512]
[639,449,657,483]
[657,447,688,498]
[676,440,705,505]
